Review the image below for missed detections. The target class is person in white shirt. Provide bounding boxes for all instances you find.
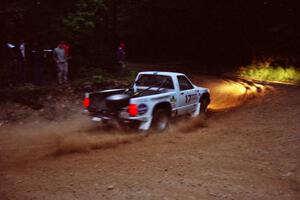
[18,40,26,83]
[53,41,68,84]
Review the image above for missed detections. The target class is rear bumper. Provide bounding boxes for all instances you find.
[90,114,141,127]
[87,109,152,131]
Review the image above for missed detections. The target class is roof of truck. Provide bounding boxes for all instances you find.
[139,71,185,76]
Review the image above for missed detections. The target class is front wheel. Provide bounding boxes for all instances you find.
[151,109,170,132]
[200,97,209,113]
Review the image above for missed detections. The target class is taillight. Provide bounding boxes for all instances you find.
[128,104,138,116]
[84,97,90,108]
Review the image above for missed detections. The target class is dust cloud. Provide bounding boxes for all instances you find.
[0,76,274,169]
[54,133,143,155]
[191,76,274,111]
[0,113,144,169]
[174,115,208,133]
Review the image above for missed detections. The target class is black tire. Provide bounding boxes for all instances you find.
[151,109,170,132]
[200,97,209,113]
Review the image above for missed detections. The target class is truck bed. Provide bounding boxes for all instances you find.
[88,89,167,113]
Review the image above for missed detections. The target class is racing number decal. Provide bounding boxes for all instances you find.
[185,94,197,103]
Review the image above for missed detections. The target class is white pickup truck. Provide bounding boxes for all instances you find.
[84,71,210,132]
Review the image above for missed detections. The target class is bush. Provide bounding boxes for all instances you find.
[128,70,139,81]
[92,75,105,83]
[239,60,300,84]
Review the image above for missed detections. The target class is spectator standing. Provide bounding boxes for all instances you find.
[6,42,19,85]
[53,42,68,84]
[19,40,26,60]
[18,40,27,83]
[116,43,126,74]
[62,42,70,57]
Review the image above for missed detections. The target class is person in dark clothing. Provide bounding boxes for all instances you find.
[31,42,44,85]
[116,43,126,74]
[5,42,19,85]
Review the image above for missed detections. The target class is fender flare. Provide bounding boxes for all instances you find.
[152,102,172,116]
[200,93,210,104]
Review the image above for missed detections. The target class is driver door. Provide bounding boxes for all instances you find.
[176,75,199,115]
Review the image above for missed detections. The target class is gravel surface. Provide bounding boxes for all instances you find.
[0,76,299,200]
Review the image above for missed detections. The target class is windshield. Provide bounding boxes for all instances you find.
[135,74,174,89]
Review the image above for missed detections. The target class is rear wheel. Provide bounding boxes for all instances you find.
[151,109,170,132]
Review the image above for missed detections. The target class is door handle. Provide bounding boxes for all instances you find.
[180,92,184,95]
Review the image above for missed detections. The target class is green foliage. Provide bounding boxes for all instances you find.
[79,66,100,77]
[239,61,300,84]
[62,0,104,34]
[92,75,105,83]
[128,70,139,81]
[76,66,108,83]
[75,66,139,85]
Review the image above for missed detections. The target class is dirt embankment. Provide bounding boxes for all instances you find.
[0,76,299,200]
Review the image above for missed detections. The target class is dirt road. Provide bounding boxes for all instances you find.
[0,76,299,200]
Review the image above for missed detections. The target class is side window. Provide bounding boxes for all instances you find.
[135,75,174,89]
[177,76,194,91]
[164,76,174,89]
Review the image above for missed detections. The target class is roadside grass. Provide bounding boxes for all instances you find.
[75,66,137,86]
[239,61,300,84]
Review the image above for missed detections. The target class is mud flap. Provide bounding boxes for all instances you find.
[92,117,102,122]
[138,117,153,131]
[191,103,201,117]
